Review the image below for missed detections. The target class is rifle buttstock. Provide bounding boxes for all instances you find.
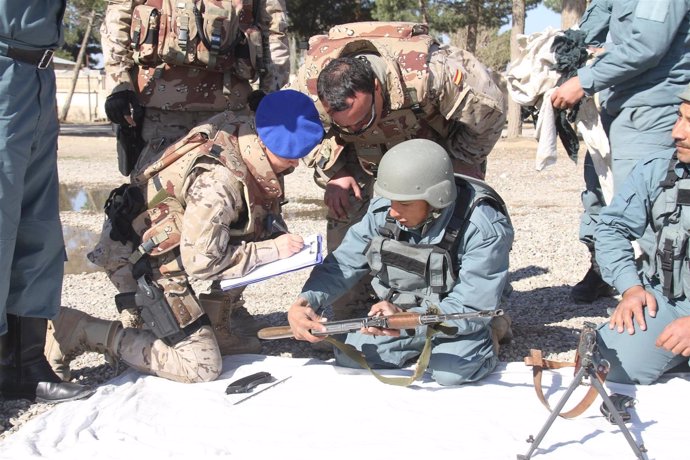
[257,326,294,340]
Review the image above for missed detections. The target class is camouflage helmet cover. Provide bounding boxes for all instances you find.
[374,139,457,209]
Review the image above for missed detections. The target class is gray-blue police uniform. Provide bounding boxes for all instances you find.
[300,195,513,386]
[0,1,66,334]
[596,151,690,384]
[577,0,690,246]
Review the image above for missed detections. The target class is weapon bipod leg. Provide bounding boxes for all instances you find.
[517,360,648,460]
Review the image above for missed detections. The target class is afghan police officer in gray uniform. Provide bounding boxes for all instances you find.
[552,0,690,303]
[594,84,690,385]
[287,139,513,385]
[0,0,93,402]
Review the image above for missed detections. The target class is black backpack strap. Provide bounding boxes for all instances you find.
[659,154,681,189]
[373,202,402,240]
[437,175,511,275]
[436,182,473,274]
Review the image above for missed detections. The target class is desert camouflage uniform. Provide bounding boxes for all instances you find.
[101,0,290,176]
[87,111,286,382]
[290,22,506,318]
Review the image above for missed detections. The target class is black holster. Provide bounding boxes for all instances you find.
[128,276,208,346]
[115,120,145,176]
[135,276,184,346]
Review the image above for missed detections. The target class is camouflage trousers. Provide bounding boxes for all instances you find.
[88,221,222,382]
[88,218,137,294]
[118,324,222,383]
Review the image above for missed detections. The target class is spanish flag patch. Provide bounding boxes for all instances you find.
[453,70,463,86]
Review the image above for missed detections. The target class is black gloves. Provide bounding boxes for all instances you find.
[247,89,267,112]
[105,90,143,126]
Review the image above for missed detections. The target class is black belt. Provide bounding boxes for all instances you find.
[4,47,55,69]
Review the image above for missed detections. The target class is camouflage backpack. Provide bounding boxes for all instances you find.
[297,22,437,125]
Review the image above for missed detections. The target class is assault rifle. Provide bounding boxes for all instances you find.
[258,309,503,340]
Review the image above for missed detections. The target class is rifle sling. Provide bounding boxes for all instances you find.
[524,348,608,419]
[324,325,442,387]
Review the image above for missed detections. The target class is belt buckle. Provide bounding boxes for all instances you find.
[37,49,54,69]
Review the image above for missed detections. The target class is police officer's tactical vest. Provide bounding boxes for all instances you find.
[298,22,450,174]
[130,0,265,109]
[646,157,690,299]
[365,175,509,310]
[118,111,283,329]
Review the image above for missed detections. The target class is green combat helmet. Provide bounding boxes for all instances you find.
[374,138,457,209]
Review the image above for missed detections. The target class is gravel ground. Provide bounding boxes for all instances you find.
[0,125,617,440]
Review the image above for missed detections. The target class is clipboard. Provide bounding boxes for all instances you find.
[219,234,323,290]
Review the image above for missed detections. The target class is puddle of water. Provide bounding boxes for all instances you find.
[59,191,326,274]
[63,225,102,275]
[59,184,113,212]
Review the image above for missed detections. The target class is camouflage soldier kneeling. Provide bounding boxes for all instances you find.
[46,90,323,383]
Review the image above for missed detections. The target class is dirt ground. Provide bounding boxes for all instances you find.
[0,123,617,440]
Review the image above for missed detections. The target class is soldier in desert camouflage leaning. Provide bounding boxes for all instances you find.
[291,22,507,320]
[45,90,323,384]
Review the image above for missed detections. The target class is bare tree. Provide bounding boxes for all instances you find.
[465,0,481,54]
[506,0,526,138]
[561,0,587,29]
[59,9,96,122]
[418,0,429,24]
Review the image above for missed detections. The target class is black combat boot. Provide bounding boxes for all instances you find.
[571,259,617,304]
[0,314,94,403]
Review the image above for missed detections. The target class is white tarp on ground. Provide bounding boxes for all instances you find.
[0,355,687,460]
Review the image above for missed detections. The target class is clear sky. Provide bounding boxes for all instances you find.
[524,3,563,34]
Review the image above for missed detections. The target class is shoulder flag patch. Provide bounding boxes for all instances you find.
[453,69,463,86]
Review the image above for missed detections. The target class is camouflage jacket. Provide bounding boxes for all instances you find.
[101,0,289,111]
[291,22,506,178]
[130,110,285,283]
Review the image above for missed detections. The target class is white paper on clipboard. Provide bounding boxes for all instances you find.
[219,234,323,290]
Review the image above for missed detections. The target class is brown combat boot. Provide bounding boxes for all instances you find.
[45,307,122,381]
[490,312,513,355]
[199,292,261,355]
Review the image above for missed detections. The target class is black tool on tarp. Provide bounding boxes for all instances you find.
[225,371,274,394]
[225,371,292,405]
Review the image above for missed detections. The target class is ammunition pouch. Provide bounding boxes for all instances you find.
[130,0,257,76]
[133,276,209,346]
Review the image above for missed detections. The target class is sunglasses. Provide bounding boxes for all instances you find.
[331,91,377,136]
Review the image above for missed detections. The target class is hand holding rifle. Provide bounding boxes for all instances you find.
[285,297,328,343]
[271,297,503,341]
